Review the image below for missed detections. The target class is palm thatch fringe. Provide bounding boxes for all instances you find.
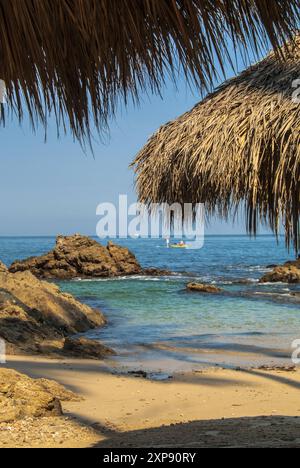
[0,0,300,143]
[132,35,300,252]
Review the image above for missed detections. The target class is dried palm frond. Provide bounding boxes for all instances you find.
[0,0,300,143]
[132,35,300,252]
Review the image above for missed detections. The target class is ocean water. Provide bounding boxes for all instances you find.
[0,236,299,373]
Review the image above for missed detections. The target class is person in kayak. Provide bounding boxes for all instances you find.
[172,240,186,247]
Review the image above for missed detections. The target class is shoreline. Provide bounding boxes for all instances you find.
[89,341,296,377]
[2,354,300,448]
[1,236,300,447]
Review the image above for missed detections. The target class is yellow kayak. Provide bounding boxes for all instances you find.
[170,244,187,249]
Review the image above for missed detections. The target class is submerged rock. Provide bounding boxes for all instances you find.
[0,368,79,423]
[63,337,115,359]
[144,268,173,277]
[260,259,300,283]
[291,292,300,299]
[9,235,143,279]
[186,283,223,293]
[0,269,106,355]
[128,370,148,379]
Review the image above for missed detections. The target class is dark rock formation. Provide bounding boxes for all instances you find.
[144,268,173,277]
[9,235,143,279]
[260,259,300,283]
[0,269,107,355]
[187,283,223,293]
[63,336,115,359]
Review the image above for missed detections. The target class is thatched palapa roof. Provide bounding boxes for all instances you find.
[132,35,300,252]
[0,0,300,143]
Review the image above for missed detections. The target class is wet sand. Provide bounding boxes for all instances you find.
[2,355,300,448]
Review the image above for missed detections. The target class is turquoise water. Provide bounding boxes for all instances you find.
[0,236,299,371]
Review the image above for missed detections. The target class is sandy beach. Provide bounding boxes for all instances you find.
[1,355,300,448]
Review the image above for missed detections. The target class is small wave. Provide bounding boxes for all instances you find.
[257,281,289,286]
[211,278,259,285]
[254,291,299,301]
[224,264,269,271]
[255,292,282,297]
[211,280,235,285]
[247,266,270,273]
[71,275,183,283]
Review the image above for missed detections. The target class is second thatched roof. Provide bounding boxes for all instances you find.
[132,36,300,251]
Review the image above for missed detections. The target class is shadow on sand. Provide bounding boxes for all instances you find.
[4,357,300,448]
[89,415,300,448]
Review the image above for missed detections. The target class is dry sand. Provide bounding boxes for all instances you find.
[2,355,300,448]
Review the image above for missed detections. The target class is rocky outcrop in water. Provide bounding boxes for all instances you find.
[0,368,79,423]
[187,283,223,293]
[260,259,300,284]
[144,268,173,276]
[0,269,107,355]
[9,235,143,279]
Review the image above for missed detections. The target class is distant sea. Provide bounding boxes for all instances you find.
[1,236,299,374]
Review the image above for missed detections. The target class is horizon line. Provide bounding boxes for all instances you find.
[0,234,283,239]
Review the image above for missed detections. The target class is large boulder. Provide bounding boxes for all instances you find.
[260,259,300,283]
[0,368,79,423]
[0,261,7,273]
[0,270,104,333]
[9,235,143,279]
[187,283,223,293]
[0,269,106,354]
[63,337,116,359]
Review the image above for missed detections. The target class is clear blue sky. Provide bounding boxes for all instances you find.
[0,46,271,237]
